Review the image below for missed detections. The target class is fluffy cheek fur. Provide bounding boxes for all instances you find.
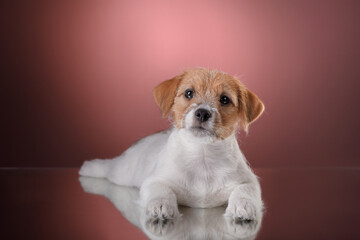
[216,102,240,139]
[172,96,194,129]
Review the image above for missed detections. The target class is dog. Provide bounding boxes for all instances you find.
[79,68,265,222]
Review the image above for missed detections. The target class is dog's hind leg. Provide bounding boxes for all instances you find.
[79,159,112,178]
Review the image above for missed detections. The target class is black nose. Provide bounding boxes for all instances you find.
[195,109,212,122]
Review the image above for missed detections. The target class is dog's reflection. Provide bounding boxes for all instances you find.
[79,176,262,240]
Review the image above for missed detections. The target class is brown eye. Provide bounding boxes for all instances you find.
[184,89,195,99]
[220,95,230,105]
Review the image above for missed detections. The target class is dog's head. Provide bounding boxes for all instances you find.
[153,68,264,140]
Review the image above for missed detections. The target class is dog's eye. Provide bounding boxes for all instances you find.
[220,95,231,105]
[184,89,195,99]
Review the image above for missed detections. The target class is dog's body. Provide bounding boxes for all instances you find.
[79,68,264,221]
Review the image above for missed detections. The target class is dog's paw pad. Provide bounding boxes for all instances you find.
[225,198,258,221]
[146,198,179,219]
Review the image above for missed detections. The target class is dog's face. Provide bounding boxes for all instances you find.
[153,68,264,140]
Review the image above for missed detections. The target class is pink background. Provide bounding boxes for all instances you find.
[3,0,360,167]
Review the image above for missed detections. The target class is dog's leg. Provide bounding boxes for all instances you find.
[224,180,263,222]
[140,181,180,219]
[79,156,140,186]
[79,159,112,178]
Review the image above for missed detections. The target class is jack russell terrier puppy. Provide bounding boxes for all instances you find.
[79,68,265,222]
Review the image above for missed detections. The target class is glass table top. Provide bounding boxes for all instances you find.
[1,168,359,239]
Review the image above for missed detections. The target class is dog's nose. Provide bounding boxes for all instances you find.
[195,109,212,122]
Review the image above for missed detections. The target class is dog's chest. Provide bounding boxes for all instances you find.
[166,135,240,208]
[175,176,234,208]
[173,156,236,208]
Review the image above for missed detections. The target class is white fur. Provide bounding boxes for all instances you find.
[79,99,263,221]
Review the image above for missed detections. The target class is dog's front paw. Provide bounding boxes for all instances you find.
[146,198,180,219]
[225,198,259,221]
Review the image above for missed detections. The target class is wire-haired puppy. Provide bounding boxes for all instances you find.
[79,68,265,222]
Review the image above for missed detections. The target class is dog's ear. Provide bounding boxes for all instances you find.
[239,88,265,132]
[153,74,183,117]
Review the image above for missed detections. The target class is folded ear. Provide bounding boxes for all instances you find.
[153,75,183,117]
[240,88,265,132]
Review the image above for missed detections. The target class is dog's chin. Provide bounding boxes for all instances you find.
[189,126,213,137]
[182,126,220,144]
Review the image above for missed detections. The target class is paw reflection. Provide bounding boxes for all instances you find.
[226,217,259,238]
[145,218,175,236]
[79,176,263,240]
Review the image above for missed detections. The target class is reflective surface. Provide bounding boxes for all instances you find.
[1,168,359,239]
